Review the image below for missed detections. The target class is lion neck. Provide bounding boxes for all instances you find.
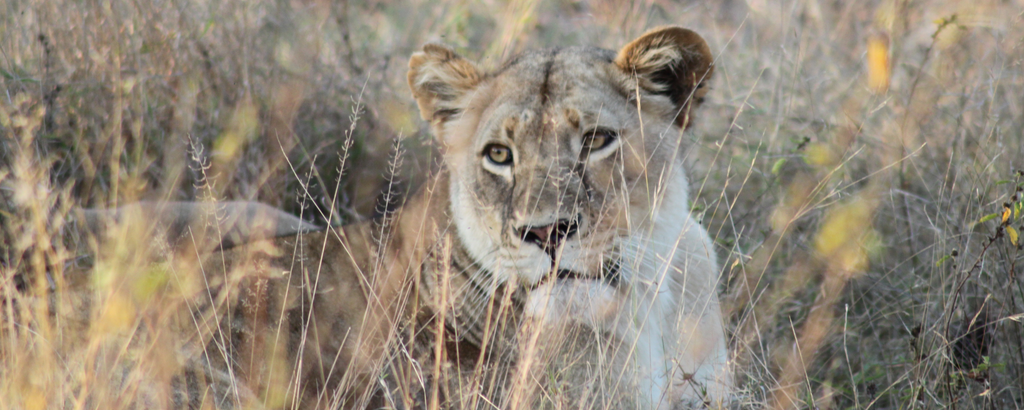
[385,168,524,367]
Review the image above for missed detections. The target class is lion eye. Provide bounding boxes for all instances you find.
[582,129,618,153]
[484,144,513,165]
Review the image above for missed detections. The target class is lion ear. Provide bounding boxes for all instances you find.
[614,26,714,128]
[407,44,482,127]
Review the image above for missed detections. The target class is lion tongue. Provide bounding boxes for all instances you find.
[528,225,555,244]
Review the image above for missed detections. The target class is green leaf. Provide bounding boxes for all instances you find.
[936,254,952,267]
[201,19,216,37]
[978,212,1001,224]
[771,158,787,175]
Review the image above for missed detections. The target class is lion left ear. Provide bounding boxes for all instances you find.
[407,43,482,128]
[615,26,714,129]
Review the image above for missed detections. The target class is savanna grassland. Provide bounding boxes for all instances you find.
[2,0,1023,409]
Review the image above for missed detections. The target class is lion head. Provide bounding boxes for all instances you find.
[408,27,714,294]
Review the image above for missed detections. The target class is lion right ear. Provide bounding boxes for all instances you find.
[407,44,482,127]
[614,26,714,129]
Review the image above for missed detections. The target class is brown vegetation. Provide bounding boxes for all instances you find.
[2,0,1023,408]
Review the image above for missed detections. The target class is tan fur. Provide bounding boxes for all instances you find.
[81,26,730,410]
[405,26,730,407]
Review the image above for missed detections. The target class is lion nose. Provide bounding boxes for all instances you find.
[519,217,580,250]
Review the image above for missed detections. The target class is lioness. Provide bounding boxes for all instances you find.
[84,26,731,409]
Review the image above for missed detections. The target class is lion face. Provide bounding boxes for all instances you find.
[409,27,714,291]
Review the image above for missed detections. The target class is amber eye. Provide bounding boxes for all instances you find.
[582,129,618,153]
[484,144,513,165]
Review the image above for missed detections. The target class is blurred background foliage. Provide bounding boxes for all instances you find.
[2,0,1023,408]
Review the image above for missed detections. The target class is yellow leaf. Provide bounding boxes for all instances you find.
[132,263,171,302]
[867,35,890,93]
[1007,226,1020,246]
[804,143,839,167]
[261,343,293,408]
[814,195,877,276]
[1002,206,1012,223]
[214,99,259,161]
[935,24,964,49]
[94,294,137,335]
[875,3,896,28]
[835,242,870,274]
[24,388,47,410]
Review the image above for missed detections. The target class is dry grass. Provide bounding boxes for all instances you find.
[2,0,1023,409]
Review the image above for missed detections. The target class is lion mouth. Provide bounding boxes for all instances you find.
[550,259,621,287]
